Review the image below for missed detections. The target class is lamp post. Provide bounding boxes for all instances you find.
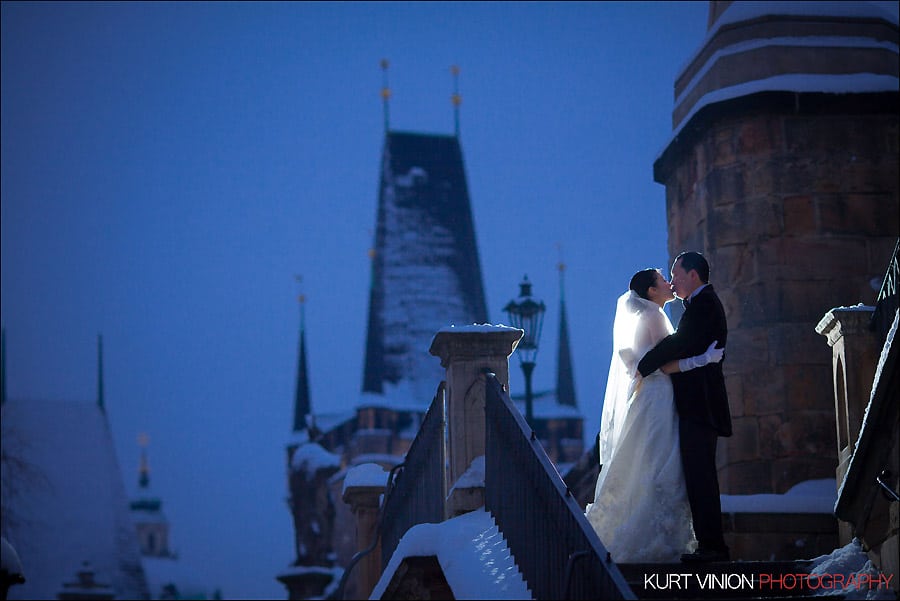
[503,275,546,426]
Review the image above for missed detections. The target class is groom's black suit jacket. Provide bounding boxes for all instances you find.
[637,284,732,437]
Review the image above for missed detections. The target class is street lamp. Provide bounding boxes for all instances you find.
[503,275,546,426]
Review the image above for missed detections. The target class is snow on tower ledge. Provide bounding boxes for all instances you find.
[657,0,899,160]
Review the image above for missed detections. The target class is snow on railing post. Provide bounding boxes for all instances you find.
[816,304,879,535]
[429,324,523,519]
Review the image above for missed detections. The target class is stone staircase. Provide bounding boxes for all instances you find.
[616,560,844,600]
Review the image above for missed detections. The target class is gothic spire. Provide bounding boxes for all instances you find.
[555,259,577,408]
[292,279,311,432]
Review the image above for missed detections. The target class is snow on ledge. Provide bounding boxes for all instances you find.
[721,478,837,514]
[436,323,523,334]
[450,455,486,491]
[675,0,900,82]
[828,303,877,312]
[659,72,899,159]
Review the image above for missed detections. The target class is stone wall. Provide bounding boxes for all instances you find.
[661,107,899,495]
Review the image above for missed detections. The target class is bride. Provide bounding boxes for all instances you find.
[585,268,723,563]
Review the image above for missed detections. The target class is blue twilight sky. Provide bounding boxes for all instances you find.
[2,1,729,597]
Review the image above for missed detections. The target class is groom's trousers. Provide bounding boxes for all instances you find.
[679,418,728,552]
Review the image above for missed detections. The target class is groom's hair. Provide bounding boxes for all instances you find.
[629,268,660,300]
[675,251,710,283]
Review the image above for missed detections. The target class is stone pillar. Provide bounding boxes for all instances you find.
[342,464,389,600]
[816,305,880,544]
[429,325,522,519]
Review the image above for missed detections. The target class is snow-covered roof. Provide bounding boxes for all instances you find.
[510,390,584,420]
[290,441,343,475]
[358,381,436,412]
[307,410,356,436]
[349,453,404,468]
[1,399,149,600]
[361,132,489,407]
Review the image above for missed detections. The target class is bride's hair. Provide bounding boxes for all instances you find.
[629,268,660,300]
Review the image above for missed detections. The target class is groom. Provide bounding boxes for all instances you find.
[637,251,732,563]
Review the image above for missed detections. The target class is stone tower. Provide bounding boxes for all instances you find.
[653,1,899,494]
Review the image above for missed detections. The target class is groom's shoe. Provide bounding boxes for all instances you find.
[681,547,730,563]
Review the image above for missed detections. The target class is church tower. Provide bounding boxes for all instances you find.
[129,434,173,559]
[279,291,342,600]
[653,1,898,496]
[361,131,489,404]
[361,62,488,407]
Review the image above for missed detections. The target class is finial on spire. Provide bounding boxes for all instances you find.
[367,227,376,260]
[451,65,461,137]
[97,333,105,412]
[137,432,150,489]
[381,59,391,132]
[294,275,306,329]
[556,243,566,301]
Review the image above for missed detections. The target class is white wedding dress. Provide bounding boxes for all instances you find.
[584,291,697,563]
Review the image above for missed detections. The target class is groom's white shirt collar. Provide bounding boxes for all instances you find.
[688,283,709,302]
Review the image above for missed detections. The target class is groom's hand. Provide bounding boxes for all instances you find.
[677,340,724,372]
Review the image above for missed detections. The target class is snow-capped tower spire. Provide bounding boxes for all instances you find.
[555,256,577,408]
[292,277,311,433]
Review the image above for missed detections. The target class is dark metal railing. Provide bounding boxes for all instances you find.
[870,237,899,346]
[379,381,447,567]
[484,373,635,600]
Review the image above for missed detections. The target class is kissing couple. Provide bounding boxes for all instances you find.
[585,251,733,564]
